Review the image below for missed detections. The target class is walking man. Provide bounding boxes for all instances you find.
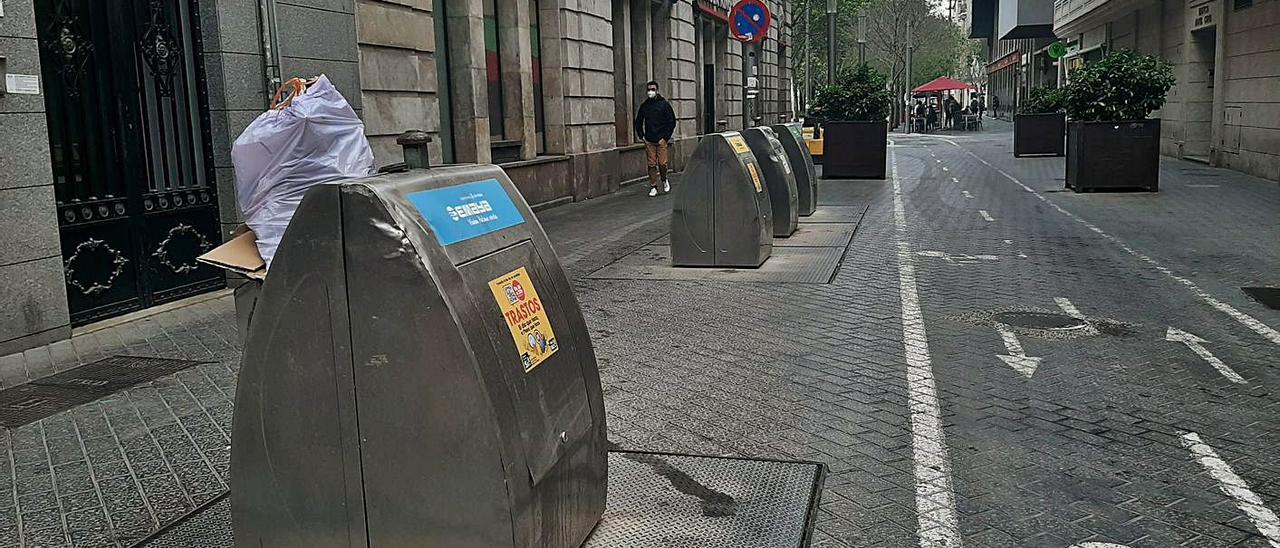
[635,80,676,197]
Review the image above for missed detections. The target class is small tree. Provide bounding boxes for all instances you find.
[812,65,893,123]
[1063,49,1175,121]
[1019,86,1066,114]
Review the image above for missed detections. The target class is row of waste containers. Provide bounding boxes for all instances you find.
[672,123,819,268]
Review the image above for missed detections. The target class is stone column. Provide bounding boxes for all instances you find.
[0,0,71,355]
[500,0,537,159]
[538,0,568,155]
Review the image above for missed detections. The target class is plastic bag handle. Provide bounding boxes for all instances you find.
[271,77,318,110]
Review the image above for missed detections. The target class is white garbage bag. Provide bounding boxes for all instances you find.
[232,75,374,268]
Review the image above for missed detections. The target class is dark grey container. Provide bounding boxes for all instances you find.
[1013,113,1065,157]
[1066,120,1160,192]
[820,121,887,180]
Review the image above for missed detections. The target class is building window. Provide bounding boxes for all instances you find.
[1234,0,1252,10]
[483,0,506,140]
[530,0,546,153]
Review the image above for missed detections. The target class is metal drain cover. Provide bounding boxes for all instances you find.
[992,311,1088,331]
[1242,287,1280,310]
[0,355,209,427]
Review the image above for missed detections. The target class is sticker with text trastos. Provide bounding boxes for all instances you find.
[488,267,559,372]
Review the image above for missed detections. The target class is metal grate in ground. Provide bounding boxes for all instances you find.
[1242,287,1280,310]
[586,245,847,284]
[0,355,209,427]
[135,452,824,548]
[650,223,857,249]
[793,205,866,224]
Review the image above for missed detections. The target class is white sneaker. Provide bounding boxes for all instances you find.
[648,187,659,197]
[662,179,671,193]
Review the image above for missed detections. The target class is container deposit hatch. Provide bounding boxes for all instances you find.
[743,127,799,237]
[771,123,818,217]
[671,131,773,267]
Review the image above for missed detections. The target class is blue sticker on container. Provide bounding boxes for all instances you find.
[407,179,526,246]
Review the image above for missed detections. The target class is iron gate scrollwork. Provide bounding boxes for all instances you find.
[37,0,223,326]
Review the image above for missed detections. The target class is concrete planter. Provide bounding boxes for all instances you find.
[1013,113,1065,157]
[1066,120,1161,192]
[821,121,887,179]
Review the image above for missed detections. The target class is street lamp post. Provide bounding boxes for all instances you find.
[804,0,811,112]
[827,0,837,85]
[857,8,867,65]
[905,22,913,129]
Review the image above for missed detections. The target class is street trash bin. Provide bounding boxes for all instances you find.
[743,127,799,237]
[670,131,773,268]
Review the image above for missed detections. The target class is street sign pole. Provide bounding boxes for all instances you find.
[826,0,837,85]
[857,7,867,65]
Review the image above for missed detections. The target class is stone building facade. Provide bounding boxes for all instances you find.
[0,0,793,354]
[1054,0,1280,181]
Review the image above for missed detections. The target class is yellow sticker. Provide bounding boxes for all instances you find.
[727,135,751,155]
[746,162,763,192]
[488,267,560,373]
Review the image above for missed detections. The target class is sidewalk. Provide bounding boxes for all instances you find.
[3,126,1279,547]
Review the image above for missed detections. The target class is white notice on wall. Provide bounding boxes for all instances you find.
[6,74,41,95]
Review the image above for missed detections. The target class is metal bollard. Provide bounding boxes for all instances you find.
[397,129,433,169]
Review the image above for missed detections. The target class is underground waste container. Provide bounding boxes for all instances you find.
[670,131,773,268]
[770,123,818,216]
[743,127,799,238]
[230,164,607,548]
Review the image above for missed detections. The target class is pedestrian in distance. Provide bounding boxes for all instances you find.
[635,80,676,197]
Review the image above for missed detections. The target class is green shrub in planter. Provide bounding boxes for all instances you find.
[1019,87,1066,115]
[1062,50,1175,192]
[1014,87,1067,157]
[812,65,892,179]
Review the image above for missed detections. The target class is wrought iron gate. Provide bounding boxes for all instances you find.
[36,0,224,325]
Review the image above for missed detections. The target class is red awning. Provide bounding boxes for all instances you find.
[912,77,978,93]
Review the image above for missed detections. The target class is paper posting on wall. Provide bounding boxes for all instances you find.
[488,266,559,373]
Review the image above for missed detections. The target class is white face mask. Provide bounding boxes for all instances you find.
[646,90,657,98]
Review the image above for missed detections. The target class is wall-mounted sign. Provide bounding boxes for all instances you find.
[987,51,1022,74]
[1189,0,1218,31]
[5,74,40,95]
[1047,41,1068,59]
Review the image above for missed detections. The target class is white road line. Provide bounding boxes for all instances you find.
[978,210,994,222]
[1054,297,1087,320]
[890,142,962,548]
[1055,297,1099,336]
[1166,328,1248,384]
[995,323,1041,378]
[942,166,950,172]
[961,190,974,199]
[950,177,959,183]
[1180,432,1280,546]
[940,139,1280,347]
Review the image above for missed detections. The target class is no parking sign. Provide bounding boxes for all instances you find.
[730,0,771,43]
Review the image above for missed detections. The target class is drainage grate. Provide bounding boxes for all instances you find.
[1242,287,1280,310]
[992,311,1089,331]
[0,356,208,428]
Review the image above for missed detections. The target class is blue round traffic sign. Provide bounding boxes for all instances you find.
[730,0,771,43]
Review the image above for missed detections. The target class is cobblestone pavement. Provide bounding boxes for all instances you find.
[3,124,1280,547]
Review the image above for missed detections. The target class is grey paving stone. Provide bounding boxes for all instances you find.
[3,124,1280,546]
